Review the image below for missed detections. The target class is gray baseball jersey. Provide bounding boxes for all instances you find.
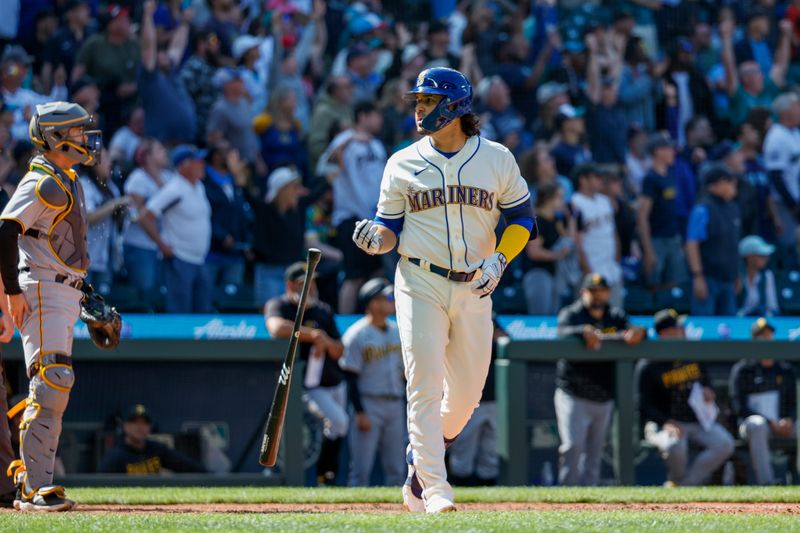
[1,155,90,277]
[340,317,404,398]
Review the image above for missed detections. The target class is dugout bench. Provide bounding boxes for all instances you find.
[496,339,800,486]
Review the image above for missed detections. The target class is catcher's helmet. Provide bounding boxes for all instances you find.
[28,101,102,166]
[407,67,472,134]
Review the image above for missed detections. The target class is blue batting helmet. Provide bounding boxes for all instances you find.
[407,67,472,134]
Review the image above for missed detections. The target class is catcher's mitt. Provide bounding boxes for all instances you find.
[79,287,122,350]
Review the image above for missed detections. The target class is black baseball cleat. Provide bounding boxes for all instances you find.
[17,485,75,512]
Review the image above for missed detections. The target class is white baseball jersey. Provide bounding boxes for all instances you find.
[764,123,800,203]
[376,135,530,271]
[570,191,622,284]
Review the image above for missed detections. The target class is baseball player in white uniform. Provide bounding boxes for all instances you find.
[0,101,101,511]
[352,67,535,512]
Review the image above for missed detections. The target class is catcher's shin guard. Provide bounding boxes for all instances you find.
[19,361,74,493]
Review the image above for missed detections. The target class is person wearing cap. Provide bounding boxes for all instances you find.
[738,235,779,317]
[533,81,569,141]
[232,34,268,118]
[1,44,68,141]
[138,145,212,313]
[139,0,196,144]
[570,163,624,307]
[638,132,686,293]
[98,404,206,474]
[41,0,93,96]
[250,166,308,305]
[730,319,797,485]
[663,37,714,149]
[265,261,346,486]
[206,67,261,165]
[636,309,734,487]
[734,8,776,77]
[763,92,800,269]
[122,139,177,305]
[179,28,222,145]
[550,103,590,178]
[339,278,405,486]
[685,165,741,316]
[555,273,646,485]
[73,3,140,135]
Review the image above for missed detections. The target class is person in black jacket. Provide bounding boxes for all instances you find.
[99,404,206,475]
[730,319,797,485]
[636,309,734,486]
[204,141,252,292]
[265,262,347,486]
[555,273,646,486]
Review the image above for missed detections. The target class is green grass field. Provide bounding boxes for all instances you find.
[3,486,800,532]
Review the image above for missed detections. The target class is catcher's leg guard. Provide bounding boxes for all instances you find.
[19,361,74,495]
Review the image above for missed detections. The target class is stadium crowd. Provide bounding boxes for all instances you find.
[1,0,799,317]
[3,0,800,491]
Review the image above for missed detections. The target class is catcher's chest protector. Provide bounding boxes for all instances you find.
[29,156,90,272]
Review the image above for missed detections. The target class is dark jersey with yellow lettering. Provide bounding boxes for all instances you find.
[98,439,205,475]
[556,299,633,402]
[635,360,711,425]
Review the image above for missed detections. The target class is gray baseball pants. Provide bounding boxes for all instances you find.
[739,415,777,485]
[347,396,406,486]
[554,388,614,486]
[447,401,498,480]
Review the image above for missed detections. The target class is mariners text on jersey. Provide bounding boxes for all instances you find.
[406,184,495,213]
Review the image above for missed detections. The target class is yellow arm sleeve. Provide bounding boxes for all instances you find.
[495,223,531,262]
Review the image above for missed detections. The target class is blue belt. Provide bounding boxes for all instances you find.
[407,257,476,282]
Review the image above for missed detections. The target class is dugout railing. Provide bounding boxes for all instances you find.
[496,338,800,485]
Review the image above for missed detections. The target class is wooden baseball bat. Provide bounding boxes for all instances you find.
[259,248,322,467]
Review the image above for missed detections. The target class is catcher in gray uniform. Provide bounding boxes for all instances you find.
[0,101,121,512]
[340,278,406,486]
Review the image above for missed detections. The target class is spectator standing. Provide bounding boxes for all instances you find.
[721,17,790,127]
[638,133,686,290]
[123,139,176,302]
[340,278,405,487]
[327,101,387,313]
[233,34,269,119]
[663,38,714,148]
[80,148,129,295]
[734,8,774,76]
[636,309,735,487]
[265,262,346,486]
[523,182,573,316]
[250,166,308,305]
[551,104,590,178]
[739,115,780,243]
[253,86,308,179]
[204,141,252,291]
[685,166,742,316]
[99,404,205,474]
[179,28,222,145]
[73,4,140,136]
[1,45,67,141]
[69,75,101,117]
[764,93,800,269]
[730,319,797,486]
[555,273,646,486]
[423,20,460,70]
[139,0,196,145]
[477,76,529,156]
[672,116,714,233]
[601,169,637,270]
[206,68,261,167]
[40,0,92,95]
[139,145,212,314]
[570,164,623,307]
[378,77,411,152]
[585,31,626,165]
[308,76,354,172]
[346,44,382,104]
[618,36,659,134]
[738,236,779,317]
[204,0,238,57]
[108,107,145,167]
[533,81,569,142]
[625,124,650,193]
[519,145,573,201]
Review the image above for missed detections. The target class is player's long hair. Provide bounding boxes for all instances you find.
[460,112,481,137]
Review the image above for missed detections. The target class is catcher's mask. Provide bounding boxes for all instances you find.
[29,101,102,166]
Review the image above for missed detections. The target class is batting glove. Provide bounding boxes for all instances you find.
[470,252,507,298]
[352,219,384,255]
